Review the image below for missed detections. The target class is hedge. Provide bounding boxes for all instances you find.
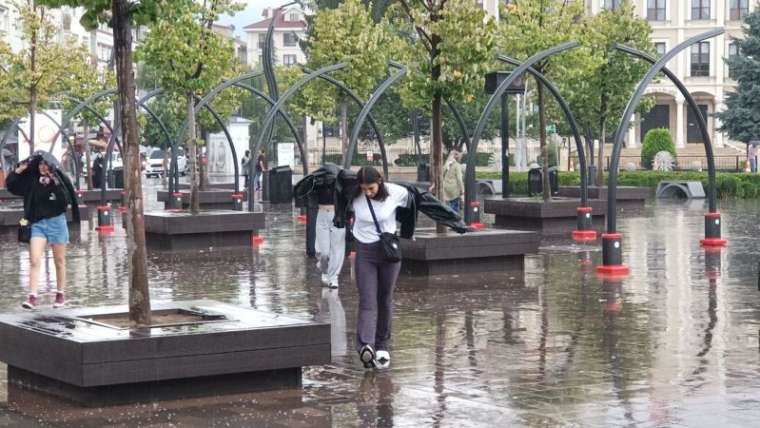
[641,128,676,169]
[477,170,760,199]
[394,152,494,167]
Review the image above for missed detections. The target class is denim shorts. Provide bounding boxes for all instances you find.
[31,214,69,245]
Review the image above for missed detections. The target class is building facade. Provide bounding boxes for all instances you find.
[244,5,307,69]
[587,0,756,149]
[0,1,114,74]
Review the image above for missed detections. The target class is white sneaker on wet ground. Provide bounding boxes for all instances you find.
[375,350,390,369]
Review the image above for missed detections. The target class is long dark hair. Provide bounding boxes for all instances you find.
[356,166,389,201]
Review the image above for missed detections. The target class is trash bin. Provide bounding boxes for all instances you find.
[417,161,430,182]
[110,167,124,189]
[548,166,559,196]
[268,165,293,204]
[528,167,542,196]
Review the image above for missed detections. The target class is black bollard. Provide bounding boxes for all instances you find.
[700,211,726,248]
[168,192,184,210]
[95,205,114,233]
[232,193,244,211]
[572,206,596,242]
[468,200,483,229]
[305,204,318,257]
[597,233,629,278]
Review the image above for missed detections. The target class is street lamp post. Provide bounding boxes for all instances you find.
[485,72,524,199]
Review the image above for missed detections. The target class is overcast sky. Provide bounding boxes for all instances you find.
[217,0,290,37]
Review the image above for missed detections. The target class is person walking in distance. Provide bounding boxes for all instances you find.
[6,151,80,309]
[350,166,409,370]
[315,174,345,289]
[255,149,267,191]
[442,150,465,213]
[241,150,251,190]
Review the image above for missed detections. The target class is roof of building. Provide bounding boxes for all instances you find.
[244,7,306,31]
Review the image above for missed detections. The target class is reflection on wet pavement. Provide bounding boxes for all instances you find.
[1,181,760,426]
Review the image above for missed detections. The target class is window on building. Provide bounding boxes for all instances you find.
[0,6,9,35]
[691,0,710,20]
[257,34,266,50]
[690,42,710,76]
[729,0,749,21]
[62,13,72,31]
[728,41,739,79]
[283,54,297,66]
[96,43,112,63]
[283,32,298,47]
[603,0,623,10]
[655,42,667,56]
[289,12,299,22]
[647,0,666,21]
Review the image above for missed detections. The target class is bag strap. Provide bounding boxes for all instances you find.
[365,195,382,234]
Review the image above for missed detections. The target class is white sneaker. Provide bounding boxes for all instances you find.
[375,350,390,369]
[328,280,339,289]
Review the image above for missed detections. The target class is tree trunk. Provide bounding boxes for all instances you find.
[84,124,93,190]
[340,99,348,161]
[597,120,606,187]
[186,94,200,214]
[537,79,550,201]
[432,95,445,233]
[112,0,150,327]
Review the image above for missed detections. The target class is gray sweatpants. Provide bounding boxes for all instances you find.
[315,209,346,284]
[354,241,401,353]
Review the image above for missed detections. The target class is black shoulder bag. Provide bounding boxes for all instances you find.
[365,195,402,263]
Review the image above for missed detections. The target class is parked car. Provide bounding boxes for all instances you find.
[143,148,187,178]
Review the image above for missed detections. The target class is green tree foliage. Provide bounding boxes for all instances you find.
[137,0,243,210]
[498,0,584,199]
[640,128,675,169]
[300,0,398,153]
[392,0,496,221]
[716,10,760,145]
[0,1,101,150]
[561,1,654,183]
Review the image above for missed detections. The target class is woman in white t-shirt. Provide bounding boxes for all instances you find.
[351,166,409,370]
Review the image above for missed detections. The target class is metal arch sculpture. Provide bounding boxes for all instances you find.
[135,88,244,194]
[250,63,348,211]
[344,61,407,177]
[306,69,391,177]
[183,71,309,179]
[598,28,724,276]
[613,43,716,212]
[0,118,30,166]
[497,54,589,207]
[444,99,472,152]
[464,41,580,223]
[231,81,307,176]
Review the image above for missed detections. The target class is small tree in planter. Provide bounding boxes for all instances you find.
[641,128,676,170]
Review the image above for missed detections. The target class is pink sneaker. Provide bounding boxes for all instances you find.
[21,294,37,310]
[53,292,65,308]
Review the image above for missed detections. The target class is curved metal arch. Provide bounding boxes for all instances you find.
[605,29,723,233]
[232,82,306,178]
[497,54,588,206]
[0,118,26,167]
[250,62,348,211]
[614,43,717,213]
[306,69,390,177]
[464,41,580,223]
[138,88,243,193]
[444,99,471,152]
[345,62,406,177]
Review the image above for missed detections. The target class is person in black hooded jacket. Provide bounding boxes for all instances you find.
[6,151,80,310]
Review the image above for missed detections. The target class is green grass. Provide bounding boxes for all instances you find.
[476,170,760,199]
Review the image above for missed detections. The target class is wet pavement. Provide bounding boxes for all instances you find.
[1,180,760,427]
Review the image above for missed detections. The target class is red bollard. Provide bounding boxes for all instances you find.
[700,211,727,248]
[572,206,597,242]
[95,205,114,233]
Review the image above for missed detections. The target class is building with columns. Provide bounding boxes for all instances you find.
[586,0,756,149]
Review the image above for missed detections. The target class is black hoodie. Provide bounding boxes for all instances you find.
[6,152,80,223]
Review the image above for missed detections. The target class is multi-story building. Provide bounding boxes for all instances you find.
[244,5,307,69]
[212,22,248,65]
[0,1,114,73]
[588,0,756,149]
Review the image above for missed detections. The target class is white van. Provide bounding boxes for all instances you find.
[143,148,187,177]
